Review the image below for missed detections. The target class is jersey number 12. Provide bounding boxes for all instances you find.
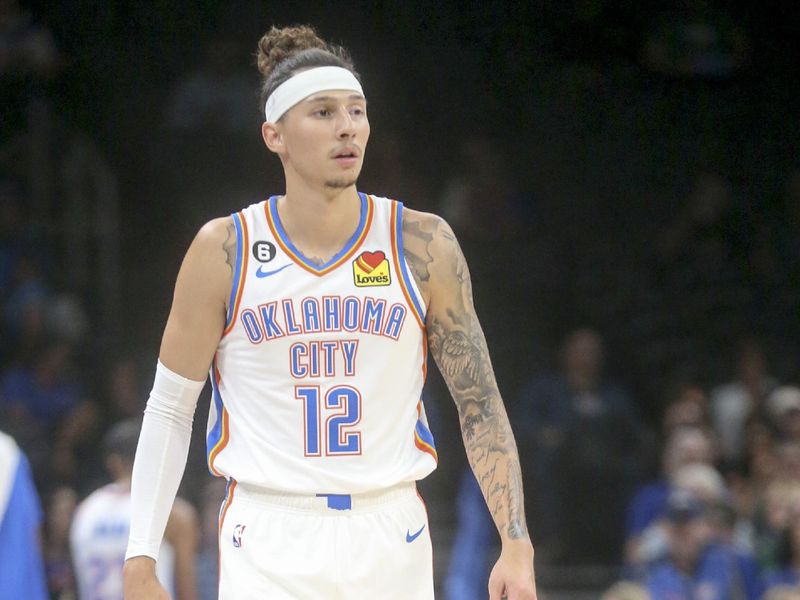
[295,385,362,456]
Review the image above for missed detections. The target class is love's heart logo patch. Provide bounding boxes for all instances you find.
[353,250,391,287]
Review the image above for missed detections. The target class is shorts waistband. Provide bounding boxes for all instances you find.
[232,481,417,513]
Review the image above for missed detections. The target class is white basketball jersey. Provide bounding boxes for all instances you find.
[70,484,175,600]
[206,193,437,494]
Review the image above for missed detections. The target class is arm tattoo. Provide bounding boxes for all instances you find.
[402,218,435,283]
[222,222,237,273]
[421,218,528,541]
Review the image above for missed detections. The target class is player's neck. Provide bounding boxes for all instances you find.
[279,180,362,261]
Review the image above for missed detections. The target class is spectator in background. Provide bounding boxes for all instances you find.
[0,429,48,600]
[162,35,256,137]
[0,180,51,364]
[520,328,646,563]
[626,426,715,566]
[640,0,750,79]
[753,481,800,572]
[763,510,800,590]
[157,34,262,220]
[0,0,59,78]
[0,181,33,302]
[777,441,800,483]
[0,340,92,487]
[70,419,199,600]
[711,340,778,464]
[43,486,77,599]
[769,387,800,443]
[662,384,711,435]
[601,581,652,600]
[438,135,531,240]
[196,478,228,600]
[444,470,496,600]
[644,490,762,600]
[69,355,147,494]
[630,462,735,572]
[764,587,800,600]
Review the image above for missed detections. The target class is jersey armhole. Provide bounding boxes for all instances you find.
[222,211,249,335]
[391,201,427,329]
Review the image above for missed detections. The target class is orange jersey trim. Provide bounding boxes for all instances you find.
[208,363,230,476]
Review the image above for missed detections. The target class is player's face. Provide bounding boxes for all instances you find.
[279,90,370,190]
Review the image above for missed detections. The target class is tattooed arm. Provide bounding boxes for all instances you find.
[403,209,537,600]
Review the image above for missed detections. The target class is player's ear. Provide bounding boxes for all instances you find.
[262,122,284,154]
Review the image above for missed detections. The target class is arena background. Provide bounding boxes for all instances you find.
[2,0,800,598]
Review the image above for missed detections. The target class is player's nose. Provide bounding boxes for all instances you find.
[335,107,356,139]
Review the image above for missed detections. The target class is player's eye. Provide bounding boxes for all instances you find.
[313,108,332,117]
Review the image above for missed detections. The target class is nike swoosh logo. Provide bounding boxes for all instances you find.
[406,524,426,543]
[256,264,291,278]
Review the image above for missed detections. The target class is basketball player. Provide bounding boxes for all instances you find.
[0,430,48,600]
[72,420,198,600]
[124,25,536,600]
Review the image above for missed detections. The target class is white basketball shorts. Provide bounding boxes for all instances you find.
[217,481,434,599]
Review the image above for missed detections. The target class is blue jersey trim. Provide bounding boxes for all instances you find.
[415,418,436,450]
[394,202,426,320]
[206,368,225,475]
[268,193,368,272]
[224,212,244,328]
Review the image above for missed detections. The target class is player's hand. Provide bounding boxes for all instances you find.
[124,556,170,600]
[488,539,537,600]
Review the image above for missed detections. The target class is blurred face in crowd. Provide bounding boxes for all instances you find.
[764,482,800,531]
[673,464,726,507]
[667,514,711,572]
[562,329,604,387]
[663,386,708,433]
[664,427,714,476]
[600,583,650,600]
[766,589,800,600]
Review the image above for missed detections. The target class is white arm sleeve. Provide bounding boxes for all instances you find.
[125,360,206,561]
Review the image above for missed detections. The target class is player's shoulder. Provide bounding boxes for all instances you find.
[195,216,235,246]
[401,208,454,238]
[182,216,237,270]
[401,208,459,259]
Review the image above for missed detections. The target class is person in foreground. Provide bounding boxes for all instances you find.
[123,24,536,599]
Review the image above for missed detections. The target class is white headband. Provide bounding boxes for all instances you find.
[264,66,364,123]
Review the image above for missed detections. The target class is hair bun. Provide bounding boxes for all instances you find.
[256,25,329,78]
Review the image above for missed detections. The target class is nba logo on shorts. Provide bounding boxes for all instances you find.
[232,524,246,548]
[353,250,391,287]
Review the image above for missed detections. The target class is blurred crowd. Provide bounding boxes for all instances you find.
[2,1,800,599]
[445,329,800,599]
